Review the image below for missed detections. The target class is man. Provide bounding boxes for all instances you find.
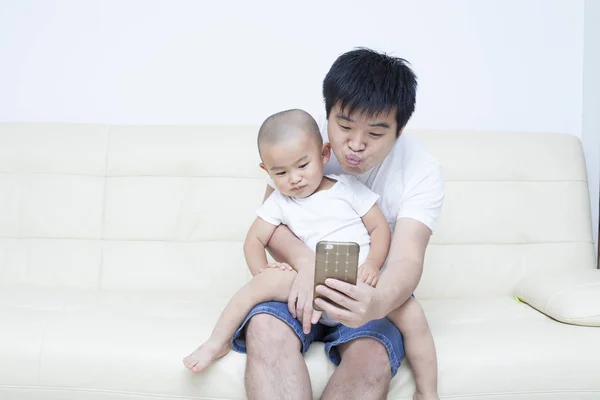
[232,48,444,399]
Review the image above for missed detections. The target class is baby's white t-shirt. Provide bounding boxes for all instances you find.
[257,174,379,264]
[258,174,379,327]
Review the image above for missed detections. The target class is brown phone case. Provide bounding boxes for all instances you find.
[313,241,360,311]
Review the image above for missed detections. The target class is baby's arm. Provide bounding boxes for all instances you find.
[359,204,391,286]
[243,217,278,276]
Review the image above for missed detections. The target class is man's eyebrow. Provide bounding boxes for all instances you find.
[271,155,308,170]
[368,121,391,129]
[336,113,354,122]
[337,113,390,129]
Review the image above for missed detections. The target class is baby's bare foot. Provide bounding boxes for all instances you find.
[183,340,230,373]
[413,392,440,400]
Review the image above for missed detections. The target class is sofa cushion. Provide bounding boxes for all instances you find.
[2,291,599,399]
[515,269,600,326]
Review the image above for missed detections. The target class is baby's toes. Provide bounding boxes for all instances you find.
[184,352,199,365]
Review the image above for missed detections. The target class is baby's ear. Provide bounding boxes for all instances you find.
[322,143,332,163]
[259,163,267,172]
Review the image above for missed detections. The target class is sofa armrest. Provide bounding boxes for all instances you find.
[515,269,600,327]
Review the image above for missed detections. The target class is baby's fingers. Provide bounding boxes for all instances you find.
[357,267,366,281]
[267,262,291,271]
[280,262,293,271]
[372,275,380,287]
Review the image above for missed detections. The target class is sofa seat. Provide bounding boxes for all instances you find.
[2,288,598,400]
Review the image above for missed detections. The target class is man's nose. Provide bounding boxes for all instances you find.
[348,133,365,152]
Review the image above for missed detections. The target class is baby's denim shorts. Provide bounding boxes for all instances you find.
[231,301,405,377]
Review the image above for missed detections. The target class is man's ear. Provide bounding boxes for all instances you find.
[322,142,332,164]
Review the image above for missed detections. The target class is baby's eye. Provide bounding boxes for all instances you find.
[299,163,309,169]
[275,171,286,176]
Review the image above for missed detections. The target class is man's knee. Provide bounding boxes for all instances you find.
[340,338,391,378]
[246,313,301,357]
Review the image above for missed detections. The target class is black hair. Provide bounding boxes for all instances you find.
[323,48,417,136]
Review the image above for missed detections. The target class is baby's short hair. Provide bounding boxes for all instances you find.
[257,109,322,157]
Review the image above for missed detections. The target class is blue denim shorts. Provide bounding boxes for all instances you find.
[231,301,405,377]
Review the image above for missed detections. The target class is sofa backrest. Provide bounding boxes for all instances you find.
[0,124,595,298]
[415,130,595,298]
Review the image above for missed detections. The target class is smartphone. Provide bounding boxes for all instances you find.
[313,241,360,311]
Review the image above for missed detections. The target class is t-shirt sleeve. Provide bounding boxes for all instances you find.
[256,191,285,226]
[343,176,380,217]
[396,164,445,232]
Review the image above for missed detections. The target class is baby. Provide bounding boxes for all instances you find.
[183,109,438,399]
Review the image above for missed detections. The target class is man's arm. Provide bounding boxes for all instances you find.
[372,218,431,318]
[374,164,443,317]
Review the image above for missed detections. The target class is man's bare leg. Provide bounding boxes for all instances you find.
[183,269,295,372]
[387,297,439,400]
[245,313,312,400]
[321,338,391,400]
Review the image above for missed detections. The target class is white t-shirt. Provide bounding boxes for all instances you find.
[258,174,379,326]
[266,124,445,233]
[320,121,445,233]
[257,174,379,263]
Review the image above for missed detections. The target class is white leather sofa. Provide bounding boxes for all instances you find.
[1,123,599,400]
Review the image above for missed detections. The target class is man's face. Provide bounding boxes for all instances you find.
[327,103,398,174]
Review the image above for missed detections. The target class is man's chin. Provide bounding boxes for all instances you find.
[341,164,365,175]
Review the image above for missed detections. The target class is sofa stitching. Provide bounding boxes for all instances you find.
[0,172,590,182]
[546,281,600,312]
[0,237,592,244]
[564,313,600,321]
[36,303,65,387]
[1,385,599,399]
[0,385,231,399]
[99,126,111,291]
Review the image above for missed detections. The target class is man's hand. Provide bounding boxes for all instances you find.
[314,279,382,328]
[259,262,294,273]
[288,263,322,334]
[357,262,380,287]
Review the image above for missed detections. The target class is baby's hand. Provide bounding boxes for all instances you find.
[259,262,294,273]
[358,262,380,287]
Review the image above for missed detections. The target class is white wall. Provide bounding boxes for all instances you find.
[583,0,600,255]
[0,0,585,130]
[0,0,595,242]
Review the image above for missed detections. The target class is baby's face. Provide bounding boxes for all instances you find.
[260,132,329,198]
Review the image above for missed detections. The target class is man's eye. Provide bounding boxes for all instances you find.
[369,133,383,138]
[275,171,286,176]
[299,163,309,169]
[339,124,350,131]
